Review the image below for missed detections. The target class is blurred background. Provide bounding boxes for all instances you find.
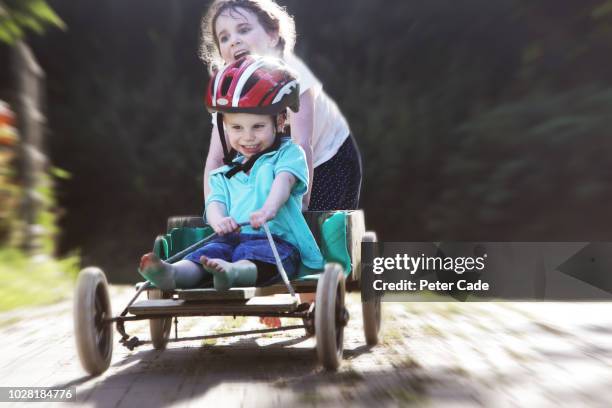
[2,0,612,285]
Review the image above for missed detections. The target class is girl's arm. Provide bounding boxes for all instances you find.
[206,201,239,235]
[289,88,315,210]
[250,172,297,228]
[203,124,225,201]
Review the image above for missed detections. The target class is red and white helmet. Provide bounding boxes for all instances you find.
[206,55,300,115]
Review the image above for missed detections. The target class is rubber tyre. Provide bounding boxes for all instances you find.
[315,263,346,371]
[362,298,381,346]
[167,216,206,230]
[148,289,172,350]
[74,267,113,376]
[361,231,382,345]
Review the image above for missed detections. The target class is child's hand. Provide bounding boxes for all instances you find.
[249,208,275,229]
[211,217,239,235]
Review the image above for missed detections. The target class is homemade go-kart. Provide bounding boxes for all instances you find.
[73,210,381,375]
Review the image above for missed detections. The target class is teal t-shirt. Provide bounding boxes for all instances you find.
[205,138,324,271]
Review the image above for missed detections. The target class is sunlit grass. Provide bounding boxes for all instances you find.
[0,248,79,312]
[219,315,248,332]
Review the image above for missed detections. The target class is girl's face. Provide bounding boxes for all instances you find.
[215,7,280,64]
[223,113,281,159]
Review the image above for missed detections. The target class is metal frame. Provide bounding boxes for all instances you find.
[111,280,359,350]
[111,289,316,350]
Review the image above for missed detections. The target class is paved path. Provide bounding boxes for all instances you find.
[1,286,612,407]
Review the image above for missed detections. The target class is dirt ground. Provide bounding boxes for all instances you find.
[1,286,612,407]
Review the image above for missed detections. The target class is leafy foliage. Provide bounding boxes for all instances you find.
[428,85,612,239]
[0,0,65,44]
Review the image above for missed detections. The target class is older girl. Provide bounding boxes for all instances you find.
[200,0,362,211]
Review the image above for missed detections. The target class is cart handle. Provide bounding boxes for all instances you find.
[263,222,297,299]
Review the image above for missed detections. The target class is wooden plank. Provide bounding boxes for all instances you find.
[246,294,297,305]
[175,287,256,300]
[128,296,299,316]
[135,281,318,298]
[254,281,317,296]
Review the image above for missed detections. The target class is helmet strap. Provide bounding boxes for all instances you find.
[216,112,236,165]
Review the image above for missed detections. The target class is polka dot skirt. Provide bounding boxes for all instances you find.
[309,135,362,211]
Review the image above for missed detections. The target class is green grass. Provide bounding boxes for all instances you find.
[298,390,328,405]
[339,368,365,383]
[421,324,446,338]
[201,338,217,347]
[219,315,248,332]
[382,325,405,345]
[0,248,79,312]
[373,386,427,405]
[396,355,422,369]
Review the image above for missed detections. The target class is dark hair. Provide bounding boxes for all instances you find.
[200,0,296,71]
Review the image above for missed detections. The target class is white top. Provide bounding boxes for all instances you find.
[285,53,350,167]
[212,53,350,168]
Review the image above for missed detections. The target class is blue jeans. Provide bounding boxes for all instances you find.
[183,232,300,286]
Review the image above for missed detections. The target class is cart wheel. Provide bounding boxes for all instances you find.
[148,289,172,350]
[74,267,113,376]
[315,263,347,371]
[361,231,382,345]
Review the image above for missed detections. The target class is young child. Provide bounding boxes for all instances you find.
[200,0,362,211]
[138,56,324,291]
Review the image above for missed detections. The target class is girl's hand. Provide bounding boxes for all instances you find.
[249,208,276,229]
[211,216,239,235]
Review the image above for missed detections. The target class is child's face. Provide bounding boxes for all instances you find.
[215,7,280,64]
[223,113,280,159]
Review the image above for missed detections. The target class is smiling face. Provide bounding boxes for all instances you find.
[223,112,282,159]
[214,7,280,63]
